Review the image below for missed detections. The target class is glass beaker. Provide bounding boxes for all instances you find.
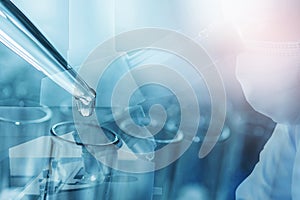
[0,99,52,196]
[114,113,184,200]
[44,121,120,200]
[170,122,231,200]
[151,124,185,200]
[96,107,156,200]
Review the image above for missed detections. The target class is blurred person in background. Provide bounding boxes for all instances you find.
[222,0,300,199]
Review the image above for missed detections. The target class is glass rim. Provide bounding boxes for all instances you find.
[0,99,52,125]
[152,130,184,144]
[51,121,120,147]
[119,118,184,143]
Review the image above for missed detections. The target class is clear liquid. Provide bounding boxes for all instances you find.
[76,93,96,117]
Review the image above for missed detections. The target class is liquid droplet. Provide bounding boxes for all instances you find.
[76,94,96,117]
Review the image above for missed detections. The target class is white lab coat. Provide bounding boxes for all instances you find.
[236,124,300,199]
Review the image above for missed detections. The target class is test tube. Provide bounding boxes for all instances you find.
[0,0,95,116]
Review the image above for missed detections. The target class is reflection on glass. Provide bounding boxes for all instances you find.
[43,122,120,199]
[0,99,52,198]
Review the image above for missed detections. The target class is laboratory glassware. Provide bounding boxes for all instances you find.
[150,120,184,200]
[44,121,120,199]
[0,99,52,194]
[98,105,157,161]
[89,107,156,200]
[0,0,95,116]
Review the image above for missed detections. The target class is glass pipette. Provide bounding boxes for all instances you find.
[0,0,96,116]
